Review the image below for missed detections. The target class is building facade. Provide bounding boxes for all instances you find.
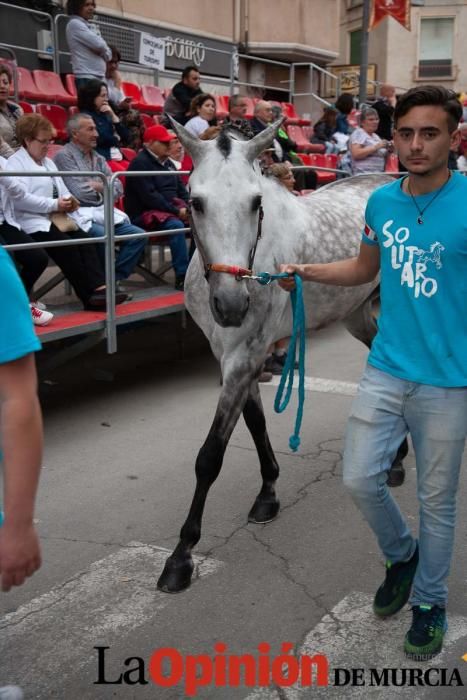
[336,0,467,97]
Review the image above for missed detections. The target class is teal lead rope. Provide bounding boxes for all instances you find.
[254,272,306,452]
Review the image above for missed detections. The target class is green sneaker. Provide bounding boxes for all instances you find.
[404,604,447,660]
[373,545,419,617]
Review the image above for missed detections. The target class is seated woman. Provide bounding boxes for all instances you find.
[5,113,127,310]
[184,93,220,140]
[0,155,52,325]
[77,79,131,172]
[348,107,390,175]
[311,107,340,154]
[0,64,23,158]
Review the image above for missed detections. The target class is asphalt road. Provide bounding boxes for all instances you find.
[1,316,466,699]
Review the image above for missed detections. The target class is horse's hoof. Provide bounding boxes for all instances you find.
[248,499,280,524]
[387,463,405,488]
[157,556,194,593]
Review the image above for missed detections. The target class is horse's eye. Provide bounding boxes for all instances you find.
[191,198,204,214]
[252,196,262,212]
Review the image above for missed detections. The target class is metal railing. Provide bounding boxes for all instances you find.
[0,167,190,353]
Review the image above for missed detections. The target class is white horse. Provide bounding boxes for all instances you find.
[157,120,405,592]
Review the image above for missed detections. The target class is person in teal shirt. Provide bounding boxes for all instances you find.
[0,244,43,698]
[279,86,466,661]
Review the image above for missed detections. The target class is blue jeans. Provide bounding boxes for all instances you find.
[89,221,146,281]
[155,217,189,278]
[343,363,467,607]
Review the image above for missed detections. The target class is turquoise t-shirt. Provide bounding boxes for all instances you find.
[0,245,41,504]
[0,246,41,364]
[362,171,467,387]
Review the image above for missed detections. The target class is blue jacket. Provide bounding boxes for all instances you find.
[124,147,189,225]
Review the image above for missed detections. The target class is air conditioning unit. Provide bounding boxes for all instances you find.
[37,29,54,60]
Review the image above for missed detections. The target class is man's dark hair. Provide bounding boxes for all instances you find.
[335,93,354,115]
[394,85,462,132]
[77,79,107,112]
[66,0,89,16]
[182,65,200,81]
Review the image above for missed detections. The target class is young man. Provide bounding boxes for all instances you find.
[0,244,43,699]
[280,85,466,660]
[162,66,202,125]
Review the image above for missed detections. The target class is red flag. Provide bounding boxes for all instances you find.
[370,0,411,31]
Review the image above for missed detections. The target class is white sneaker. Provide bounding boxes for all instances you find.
[0,687,24,700]
[30,303,54,326]
[34,300,47,310]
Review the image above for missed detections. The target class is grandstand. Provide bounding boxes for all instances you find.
[0,0,348,358]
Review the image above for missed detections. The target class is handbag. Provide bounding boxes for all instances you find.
[49,211,79,233]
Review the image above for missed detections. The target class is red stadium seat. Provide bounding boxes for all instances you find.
[140,84,165,114]
[324,153,339,169]
[19,101,34,113]
[65,74,76,99]
[68,105,79,118]
[281,102,311,126]
[35,103,68,141]
[286,124,314,153]
[33,70,76,106]
[301,125,313,140]
[140,113,154,129]
[296,152,311,165]
[120,147,137,161]
[308,153,336,185]
[121,81,145,110]
[15,67,45,101]
[215,94,229,119]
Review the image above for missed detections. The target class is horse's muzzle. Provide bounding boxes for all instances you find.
[211,290,250,327]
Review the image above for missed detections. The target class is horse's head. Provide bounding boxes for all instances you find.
[169,116,283,327]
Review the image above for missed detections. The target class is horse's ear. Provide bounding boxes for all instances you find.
[244,117,284,163]
[166,115,207,164]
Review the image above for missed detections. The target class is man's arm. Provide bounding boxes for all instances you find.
[0,354,42,592]
[54,149,100,205]
[279,240,380,289]
[128,171,180,214]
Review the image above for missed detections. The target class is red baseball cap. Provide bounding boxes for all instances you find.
[143,124,172,143]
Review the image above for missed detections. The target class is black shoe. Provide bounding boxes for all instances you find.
[265,352,299,375]
[387,462,406,487]
[373,544,419,618]
[85,290,128,310]
[404,605,447,660]
[175,276,185,291]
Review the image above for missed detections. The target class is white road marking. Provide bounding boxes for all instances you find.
[265,375,358,396]
[0,542,223,696]
[244,592,467,699]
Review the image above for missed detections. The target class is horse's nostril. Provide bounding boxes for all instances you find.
[214,296,222,317]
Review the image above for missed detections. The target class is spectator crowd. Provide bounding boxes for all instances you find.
[0,0,466,333]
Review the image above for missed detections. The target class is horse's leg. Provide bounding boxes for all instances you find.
[342,290,407,487]
[243,381,280,523]
[157,366,253,593]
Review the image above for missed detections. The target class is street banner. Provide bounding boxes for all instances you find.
[370,0,411,31]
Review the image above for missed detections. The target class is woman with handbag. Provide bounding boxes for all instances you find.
[5,114,127,310]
